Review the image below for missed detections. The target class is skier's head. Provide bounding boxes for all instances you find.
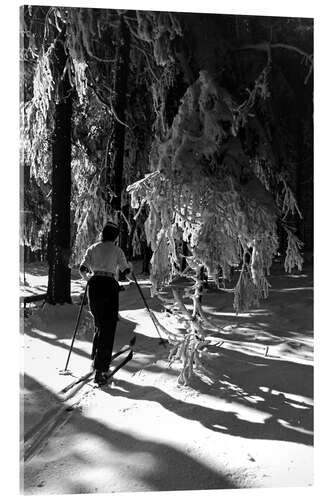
[101,222,119,242]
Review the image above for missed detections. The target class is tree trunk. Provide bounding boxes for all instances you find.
[141,240,152,274]
[46,35,72,304]
[110,15,130,254]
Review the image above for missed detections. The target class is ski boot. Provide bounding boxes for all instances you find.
[94,370,109,386]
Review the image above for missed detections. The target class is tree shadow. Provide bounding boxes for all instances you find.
[23,269,313,492]
[105,346,313,447]
[22,285,47,294]
[23,374,63,439]
[191,271,314,350]
[24,313,172,375]
[199,347,313,398]
[23,374,235,494]
[65,412,235,493]
[119,283,164,312]
[154,270,314,350]
[24,327,92,361]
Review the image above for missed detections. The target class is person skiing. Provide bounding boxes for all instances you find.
[79,222,132,386]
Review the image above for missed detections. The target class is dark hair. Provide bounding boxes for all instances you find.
[102,222,119,242]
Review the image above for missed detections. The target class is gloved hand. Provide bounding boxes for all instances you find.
[80,271,92,282]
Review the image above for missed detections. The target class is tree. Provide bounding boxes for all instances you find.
[22,8,77,303]
[20,6,51,264]
[46,28,73,304]
[127,13,313,385]
[22,8,133,299]
[68,9,182,264]
[109,14,131,251]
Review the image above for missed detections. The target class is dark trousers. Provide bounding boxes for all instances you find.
[87,275,120,372]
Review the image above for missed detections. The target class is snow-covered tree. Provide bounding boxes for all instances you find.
[128,14,313,384]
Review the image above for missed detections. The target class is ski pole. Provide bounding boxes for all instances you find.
[61,283,88,374]
[131,272,167,347]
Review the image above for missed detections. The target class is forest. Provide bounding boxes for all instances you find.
[21,6,313,380]
[21,6,314,493]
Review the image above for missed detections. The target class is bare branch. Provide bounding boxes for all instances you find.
[87,72,130,129]
[271,43,313,61]
[235,42,313,84]
[132,43,159,82]
[236,42,311,59]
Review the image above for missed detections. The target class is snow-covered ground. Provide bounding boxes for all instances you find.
[21,262,313,494]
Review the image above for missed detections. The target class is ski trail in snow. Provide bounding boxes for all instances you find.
[24,374,97,462]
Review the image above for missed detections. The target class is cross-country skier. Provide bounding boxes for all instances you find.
[79,222,132,386]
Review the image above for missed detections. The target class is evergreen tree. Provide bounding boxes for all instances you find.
[127,12,313,384]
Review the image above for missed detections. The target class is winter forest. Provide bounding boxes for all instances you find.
[21,5,314,495]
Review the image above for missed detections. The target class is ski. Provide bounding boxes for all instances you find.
[59,370,94,395]
[60,335,136,391]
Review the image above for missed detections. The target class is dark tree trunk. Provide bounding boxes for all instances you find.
[141,241,152,274]
[110,15,130,254]
[46,35,72,304]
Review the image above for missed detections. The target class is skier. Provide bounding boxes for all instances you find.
[79,222,132,386]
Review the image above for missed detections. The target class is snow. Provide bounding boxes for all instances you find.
[21,263,313,494]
